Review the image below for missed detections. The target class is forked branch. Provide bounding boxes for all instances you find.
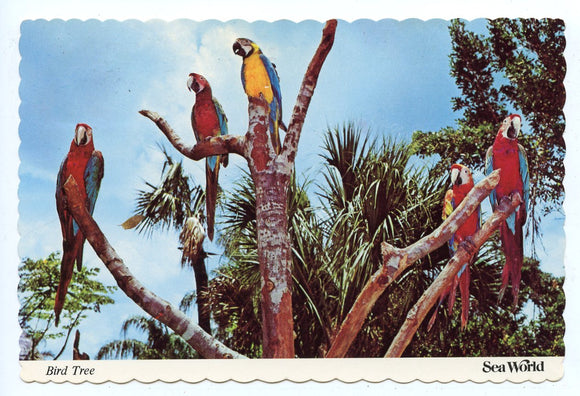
[385,192,523,357]
[139,110,246,160]
[326,170,501,358]
[62,176,246,359]
[281,19,337,163]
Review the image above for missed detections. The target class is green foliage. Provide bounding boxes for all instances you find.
[412,18,565,233]
[208,125,450,357]
[410,257,564,357]
[206,123,564,358]
[129,145,211,332]
[18,252,116,360]
[132,145,206,237]
[96,315,198,359]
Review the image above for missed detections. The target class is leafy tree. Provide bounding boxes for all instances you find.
[18,252,116,360]
[96,315,198,359]
[202,123,564,358]
[410,256,564,357]
[412,18,565,240]
[406,18,565,357]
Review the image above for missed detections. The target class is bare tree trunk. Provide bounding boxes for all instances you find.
[254,170,294,357]
[385,192,523,357]
[141,20,337,358]
[62,176,246,359]
[191,255,211,333]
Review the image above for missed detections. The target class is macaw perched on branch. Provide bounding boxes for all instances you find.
[55,123,104,326]
[485,114,529,308]
[428,164,480,331]
[187,73,229,241]
[233,38,286,154]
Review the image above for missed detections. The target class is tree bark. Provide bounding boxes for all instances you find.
[191,255,211,334]
[140,20,337,358]
[62,176,246,359]
[385,192,523,357]
[326,170,501,358]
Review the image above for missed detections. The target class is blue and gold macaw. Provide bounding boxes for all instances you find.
[485,114,530,308]
[187,73,228,241]
[55,123,104,326]
[233,38,286,154]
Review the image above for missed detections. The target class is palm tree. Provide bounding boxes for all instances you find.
[123,145,211,332]
[96,315,198,359]
[205,123,452,357]
[317,123,451,356]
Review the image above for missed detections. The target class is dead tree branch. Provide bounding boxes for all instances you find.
[385,192,523,357]
[281,19,337,164]
[62,176,246,359]
[326,169,501,358]
[139,20,336,358]
[138,110,246,160]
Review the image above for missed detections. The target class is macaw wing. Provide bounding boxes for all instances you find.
[55,158,70,237]
[212,97,229,168]
[240,64,246,92]
[190,109,201,143]
[442,189,454,220]
[212,97,229,137]
[518,143,530,216]
[485,146,497,210]
[442,190,457,255]
[84,150,104,216]
[260,54,282,108]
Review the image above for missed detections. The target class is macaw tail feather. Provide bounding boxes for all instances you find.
[427,294,446,332]
[497,221,524,309]
[427,281,454,332]
[279,120,288,132]
[446,276,459,315]
[75,242,84,272]
[270,120,281,154]
[54,244,79,326]
[205,157,220,242]
[459,265,470,329]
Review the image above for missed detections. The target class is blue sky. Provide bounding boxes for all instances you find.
[16,18,565,360]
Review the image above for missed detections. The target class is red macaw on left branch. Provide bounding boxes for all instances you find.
[55,123,104,326]
[187,73,229,242]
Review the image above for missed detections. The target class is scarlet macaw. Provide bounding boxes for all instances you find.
[428,164,480,330]
[485,114,529,308]
[55,123,104,326]
[187,73,229,241]
[232,38,286,154]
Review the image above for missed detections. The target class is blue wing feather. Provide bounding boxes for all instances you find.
[213,97,228,137]
[260,53,282,108]
[84,151,104,216]
[485,146,497,210]
[518,144,530,215]
[260,53,283,134]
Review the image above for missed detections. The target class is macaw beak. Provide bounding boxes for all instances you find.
[233,41,244,56]
[507,117,521,139]
[187,73,203,94]
[450,167,461,186]
[74,125,89,146]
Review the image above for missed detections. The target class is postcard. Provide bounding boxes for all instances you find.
[5,6,572,389]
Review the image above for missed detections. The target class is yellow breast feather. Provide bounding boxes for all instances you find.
[243,54,274,103]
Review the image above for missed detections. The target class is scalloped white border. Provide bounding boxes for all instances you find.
[2,0,579,394]
[20,357,564,384]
